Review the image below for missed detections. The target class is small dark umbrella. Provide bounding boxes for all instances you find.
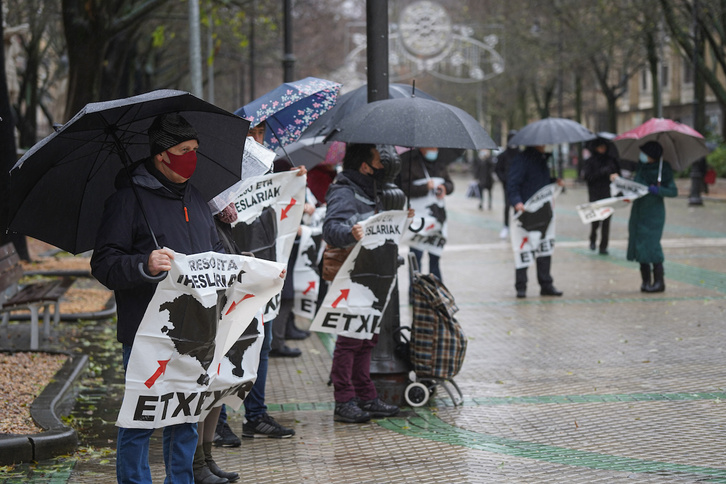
[509,117,596,146]
[302,83,438,139]
[324,97,497,150]
[8,89,249,254]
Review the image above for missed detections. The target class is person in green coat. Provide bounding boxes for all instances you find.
[612,141,677,292]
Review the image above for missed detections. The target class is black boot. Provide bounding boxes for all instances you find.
[204,441,239,483]
[194,444,228,484]
[639,264,651,292]
[646,263,665,293]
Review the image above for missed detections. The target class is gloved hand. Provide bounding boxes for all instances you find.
[648,185,659,195]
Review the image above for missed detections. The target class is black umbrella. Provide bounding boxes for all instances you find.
[509,117,596,146]
[8,89,249,254]
[302,83,438,139]
[324,97,497,150]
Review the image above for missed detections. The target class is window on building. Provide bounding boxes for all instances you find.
[662,62,669,88]
[641,70,649,91]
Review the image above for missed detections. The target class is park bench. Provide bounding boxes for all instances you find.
[0,242,73,349]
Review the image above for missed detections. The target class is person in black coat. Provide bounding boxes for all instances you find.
[582,137,621,255]
[507,145,564,299]
[91,113,223,484]
[494,130,518,238]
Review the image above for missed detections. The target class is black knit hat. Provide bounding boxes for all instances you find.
[639,140,663,161]
[148,113,199,157]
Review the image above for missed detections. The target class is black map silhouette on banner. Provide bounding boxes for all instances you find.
[518,202,553,238]
[225,316,261,378]
[300,236,321,276]
[160,291,225,384]
[426,203,447,225]
[349,240,398,311]
[231,206,278,261]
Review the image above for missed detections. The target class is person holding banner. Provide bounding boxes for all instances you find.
[91,113,223,484]
[583,137,621,255]
[507,144,564,298]
[323,143,402,424]
[398,147,454,285]
[611,141,677,292]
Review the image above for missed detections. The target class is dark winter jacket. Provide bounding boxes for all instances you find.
[583,153,621,201]
[473,156,494,189]
[323,170,379,248]
[627,161,678,264]
[91,161,223,346]
[494,147,518,188]
[397,149,454,199]
[507,147,555,207]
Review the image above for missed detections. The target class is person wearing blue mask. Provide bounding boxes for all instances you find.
[397,147,454,286]
[611,140,677,292]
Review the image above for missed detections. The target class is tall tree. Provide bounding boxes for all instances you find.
[61,0,169,119]
[0,0,29,258]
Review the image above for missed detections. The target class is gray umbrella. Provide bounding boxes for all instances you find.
[509,117,596,146]
[324,97,497,150]
[8,89,249,254]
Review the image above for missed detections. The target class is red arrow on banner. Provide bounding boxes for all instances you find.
[302,281,316,295]
[145,359,170,388]
[225,293,255,315]
[331,289,349,308]
[519,237,529,250]
[280,197,297,220]
[425,223,435,231]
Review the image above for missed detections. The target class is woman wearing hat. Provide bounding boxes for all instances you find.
[611,140,677,292]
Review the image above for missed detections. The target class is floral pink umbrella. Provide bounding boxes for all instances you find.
[613,118,708,171]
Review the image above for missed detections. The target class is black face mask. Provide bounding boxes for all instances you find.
[366,162,386,182]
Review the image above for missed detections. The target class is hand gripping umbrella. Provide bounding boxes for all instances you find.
[612,118,708,172]
[234,77,341,150]
[508,117,596,146]
[8,89,250,254]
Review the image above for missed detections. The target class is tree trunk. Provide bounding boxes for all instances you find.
[17,35,41,149]
[0,2,29,259]
[63,27,109,120]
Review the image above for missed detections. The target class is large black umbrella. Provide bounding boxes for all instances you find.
[8,89,249,254]
[302,83,438,139]
[509,117,596,146]
[324,97,497,150]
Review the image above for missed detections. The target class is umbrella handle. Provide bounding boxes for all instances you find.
[138,262,168,282]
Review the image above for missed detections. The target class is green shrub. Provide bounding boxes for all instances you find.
[707,146,726,177]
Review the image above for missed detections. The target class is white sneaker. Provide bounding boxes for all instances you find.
[499,227,509,239]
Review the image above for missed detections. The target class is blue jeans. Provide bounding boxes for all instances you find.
[410,248,441,282]
[118,344,197,484]
[244,315,272,420]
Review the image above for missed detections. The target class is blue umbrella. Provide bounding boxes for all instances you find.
[235,77,341,149]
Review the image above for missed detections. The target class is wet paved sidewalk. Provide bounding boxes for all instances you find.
[4,173,726,483]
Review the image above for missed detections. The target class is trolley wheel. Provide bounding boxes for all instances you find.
[405,382,430,407]
[420,379,437,398]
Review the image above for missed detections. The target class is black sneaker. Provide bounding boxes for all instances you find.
[334,400,371,423]
[359,397,399,418]
[213,422,241,447]
[242,414,295,438]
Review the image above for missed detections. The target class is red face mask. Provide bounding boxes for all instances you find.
[164,149,198,179]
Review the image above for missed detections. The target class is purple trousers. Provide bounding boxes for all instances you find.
[331,334,379,403]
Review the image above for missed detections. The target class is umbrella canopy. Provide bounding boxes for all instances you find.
[302,83,437,139]
[274,136,329,168]
[509,117,596,146]
[612,118,708,171]
[8,89,249,254]
[235,77,341,149]
[324,97,497,150]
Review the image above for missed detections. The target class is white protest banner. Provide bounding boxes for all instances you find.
[311,210,410,340]
[293,223,324,319]
[402,177,448,256]
[117,250,285,429]
[576,178,649,224]
[510,183,562,270]
[610,177,649,199]
[226,171,307,321]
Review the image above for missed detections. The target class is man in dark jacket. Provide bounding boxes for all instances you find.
[494,130,518,239]
[91,113,223,484]
[583,137,621,255]
[323,143,401,424]
[507,145,564,299]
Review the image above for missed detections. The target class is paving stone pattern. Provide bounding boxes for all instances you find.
[4,175,726,483]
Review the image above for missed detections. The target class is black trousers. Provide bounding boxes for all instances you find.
[515,256,554,291]
[589,217,611,250]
